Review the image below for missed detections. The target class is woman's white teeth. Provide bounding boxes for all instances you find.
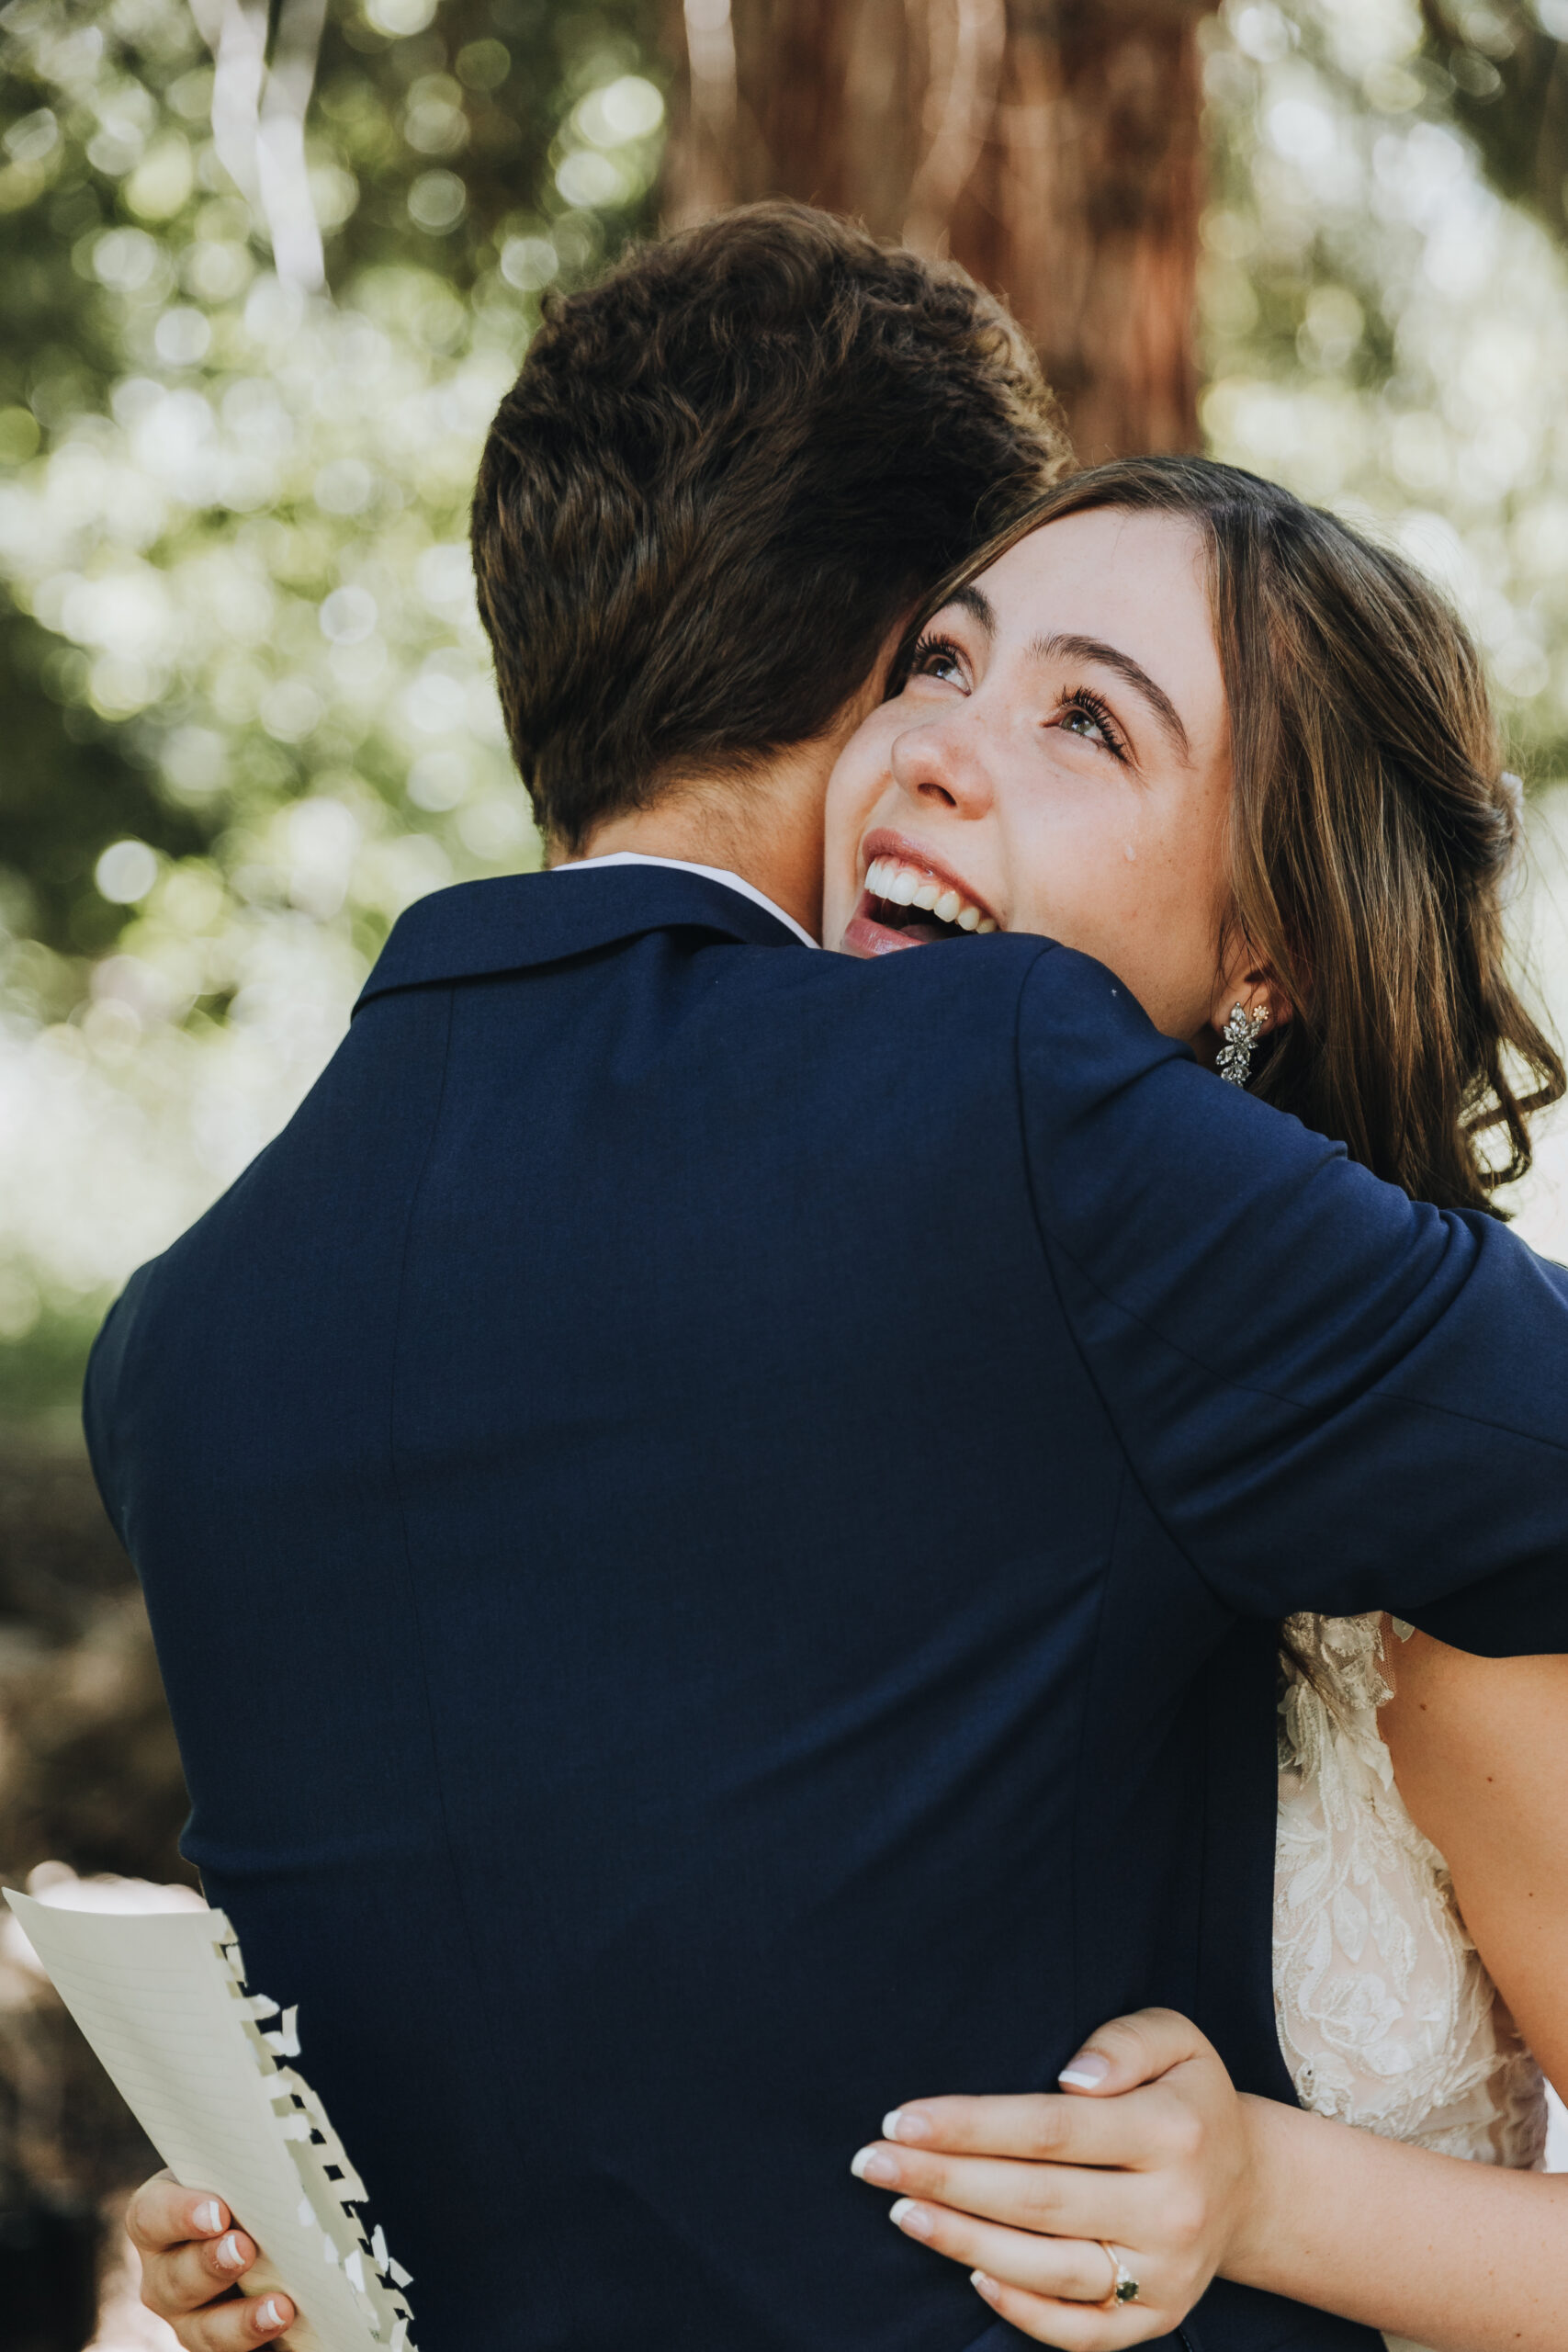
[863,856,997,935]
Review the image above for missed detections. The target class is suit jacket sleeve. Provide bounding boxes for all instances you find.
[81,1260,155,1557]
[1016,944,1568,1652]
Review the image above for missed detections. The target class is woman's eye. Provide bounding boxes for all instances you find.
[1053,692,1124,758]
[910,636,964,685]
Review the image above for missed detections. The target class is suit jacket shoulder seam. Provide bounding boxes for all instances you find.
[1044,1217,1568,1462]
[1010,956,1238,1611]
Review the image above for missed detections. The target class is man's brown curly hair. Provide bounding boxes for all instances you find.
[470,200,1069,853]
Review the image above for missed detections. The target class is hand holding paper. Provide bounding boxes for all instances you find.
[124,2176,295,2350]
[3,1887,415,2352]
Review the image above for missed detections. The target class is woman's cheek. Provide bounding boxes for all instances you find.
[834,704,903,808]
[1003,807,1115,955]
[1011,829,1159,999]
[823,722,899,934]
[821,766,875,926]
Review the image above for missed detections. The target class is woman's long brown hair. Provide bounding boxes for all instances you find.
[908,456,1562,1215]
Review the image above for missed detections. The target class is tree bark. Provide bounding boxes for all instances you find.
[661,0,1217,461]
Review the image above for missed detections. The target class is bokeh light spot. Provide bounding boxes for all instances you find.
[365,0,439,33]
[153,307,211,367]
[407,170,467,233]
[575,77,666,148]
[319,585,378,645]
[93,227,159,292]
[500,234,558,291]
[555,151,627,210]
[5,107,59,165]
[457,40,511,92]
[95,840,159,905]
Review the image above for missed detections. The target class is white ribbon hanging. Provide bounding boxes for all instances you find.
[188,0,328,292]
[682,0,738,138]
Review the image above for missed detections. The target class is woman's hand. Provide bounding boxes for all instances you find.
[125,2172,294,2351]
[850,2009,1258,2346]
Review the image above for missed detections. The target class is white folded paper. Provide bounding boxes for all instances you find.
[4,1887,415,2352]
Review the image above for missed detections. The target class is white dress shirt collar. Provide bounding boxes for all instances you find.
[551,851,819,948]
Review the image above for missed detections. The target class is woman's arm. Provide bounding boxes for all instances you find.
[1380,1632,1568,2092]
[1227,2097,1565,2351]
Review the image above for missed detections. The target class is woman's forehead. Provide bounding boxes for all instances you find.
[979,506,1206,607]
[970,509,1224,732]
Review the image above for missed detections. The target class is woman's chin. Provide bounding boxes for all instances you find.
[839,911,930,958]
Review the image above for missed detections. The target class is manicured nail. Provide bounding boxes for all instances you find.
[882,2107,931,2143]
[194,2200,223,2235]
[889,2199,931,2241]
[217,2233,245,2270]
[1059,2051,1111,2089]
[256,2300,284,2332]
[850,2145,899,2186]
[971,2269,999,2301]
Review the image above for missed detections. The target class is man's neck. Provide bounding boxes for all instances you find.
[560,742,834,941]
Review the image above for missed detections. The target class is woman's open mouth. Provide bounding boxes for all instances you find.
[840,838,999,957]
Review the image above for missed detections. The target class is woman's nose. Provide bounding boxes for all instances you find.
[888,714,993,815]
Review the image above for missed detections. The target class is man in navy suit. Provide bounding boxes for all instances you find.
[98,206,1568,2352]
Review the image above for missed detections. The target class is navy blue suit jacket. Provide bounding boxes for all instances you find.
[85,866,1568,2352]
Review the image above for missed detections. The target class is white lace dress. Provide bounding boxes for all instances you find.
[1275,1613,1545,2352]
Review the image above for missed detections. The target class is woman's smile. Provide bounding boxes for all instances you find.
[840,828,1001,956]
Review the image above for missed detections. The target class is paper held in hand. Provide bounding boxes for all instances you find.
[3,1887,416,2352]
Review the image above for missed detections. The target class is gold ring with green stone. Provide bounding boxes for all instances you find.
[1097,2242,1141,2308]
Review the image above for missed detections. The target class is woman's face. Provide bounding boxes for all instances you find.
[824,508,1257,1053]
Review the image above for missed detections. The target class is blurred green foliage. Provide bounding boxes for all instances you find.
[1201,0,1568,763]
[1,0,660,955]
[1420,0,1568,243]
[0,0,662,1402]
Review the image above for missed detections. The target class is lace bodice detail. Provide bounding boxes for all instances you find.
[1275,1613,1544,2173]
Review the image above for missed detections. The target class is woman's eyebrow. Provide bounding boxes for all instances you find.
[1029,630,1191,764]
[945,582,996,634]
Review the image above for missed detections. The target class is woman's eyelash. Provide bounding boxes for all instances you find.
[909,631,964,679]
[1055,684,1127,759]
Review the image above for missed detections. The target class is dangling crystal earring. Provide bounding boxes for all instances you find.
[1215,1001,1269,1087]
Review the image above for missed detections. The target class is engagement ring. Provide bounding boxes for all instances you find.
[1098,2243,1141,2308]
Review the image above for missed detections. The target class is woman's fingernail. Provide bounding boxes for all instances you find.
[256,2300,285,2332]
[194,2200,224,2235]
[889,2199,932,2241]
[1059,2051,1111,2089]
[882,2107,931,2143]
[850,2145,900,2186]
[217,2233,246,2270]
[972,2269,1000,2301]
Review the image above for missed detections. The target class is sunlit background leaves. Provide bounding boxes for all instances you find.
[1199,0,1568,1254]
[2,0,1568,1417]
[0,0,664,1400]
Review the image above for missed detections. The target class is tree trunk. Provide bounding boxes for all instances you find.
[661,0,1217,461]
